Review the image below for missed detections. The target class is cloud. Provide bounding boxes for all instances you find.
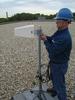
[0,0,14,3]
[0,0,75,17]
[0,0,75,9]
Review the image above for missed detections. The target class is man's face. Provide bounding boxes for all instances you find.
[56,20,69,30]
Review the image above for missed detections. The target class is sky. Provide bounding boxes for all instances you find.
[0,0,75,18]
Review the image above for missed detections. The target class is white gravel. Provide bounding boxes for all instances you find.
[0,21,75,100]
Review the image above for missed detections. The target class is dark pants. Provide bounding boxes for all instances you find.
[49,62,68,100]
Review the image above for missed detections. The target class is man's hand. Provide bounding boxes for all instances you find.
[40,34,47,41]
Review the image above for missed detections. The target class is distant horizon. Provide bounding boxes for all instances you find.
[0,11,56,18]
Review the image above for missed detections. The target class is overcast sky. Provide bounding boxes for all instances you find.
[0,0,75,18]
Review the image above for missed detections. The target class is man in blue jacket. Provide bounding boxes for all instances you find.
[40,8,73,100]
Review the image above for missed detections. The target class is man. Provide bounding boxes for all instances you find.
[40,8,73,100]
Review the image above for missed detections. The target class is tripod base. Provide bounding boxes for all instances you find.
[11,84,58,100]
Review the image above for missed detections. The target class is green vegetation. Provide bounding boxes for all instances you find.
[0,18,8,23]
[0,13,56,24]
[0,12,75,24]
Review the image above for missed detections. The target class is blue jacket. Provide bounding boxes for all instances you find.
[44,28,72,63]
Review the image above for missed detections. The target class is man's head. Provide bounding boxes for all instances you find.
[55,8,73,30]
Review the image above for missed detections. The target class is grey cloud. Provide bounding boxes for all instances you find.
[0,0,75,12]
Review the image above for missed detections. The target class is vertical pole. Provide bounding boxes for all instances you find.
[6,12,8,19]
[38,27,42,99]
